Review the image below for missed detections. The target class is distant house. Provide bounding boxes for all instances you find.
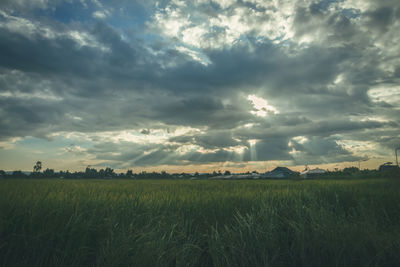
[300,168,327,178]
[264,167,297,178]
[379,162,399,172]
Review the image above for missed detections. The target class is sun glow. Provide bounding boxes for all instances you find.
[247,94,279,117]
[248,139,258,161]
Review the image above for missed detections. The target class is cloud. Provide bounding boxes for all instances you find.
[0,0,52,11]
[93,10,109,19]
[289,136,362,165]
[63,144,87,155]
[0,0,399,170]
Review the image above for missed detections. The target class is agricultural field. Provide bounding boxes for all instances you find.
[1,178,400,267]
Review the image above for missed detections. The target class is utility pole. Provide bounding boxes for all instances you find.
[358,159,367,170]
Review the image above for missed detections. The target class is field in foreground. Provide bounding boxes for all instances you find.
[1,178,400,267]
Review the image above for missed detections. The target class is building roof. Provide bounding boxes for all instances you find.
[265,167,297,178]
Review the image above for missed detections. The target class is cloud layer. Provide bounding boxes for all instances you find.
[0,0,399,171]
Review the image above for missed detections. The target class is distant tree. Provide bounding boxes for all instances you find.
[161,171,169,178]
[126,170,133,177]
[343,167,359,173]
[85,166,98,178]
[12,170,26,178]
[136,171,148,179]
[43,168,55,178]
[33,161,42,173]
[224,170,231,175]
[104,167,114,178]
[0,170,6,178]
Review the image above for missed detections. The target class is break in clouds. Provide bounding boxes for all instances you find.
[0,0,399,171]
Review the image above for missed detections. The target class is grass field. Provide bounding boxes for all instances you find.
[1,178,400,266]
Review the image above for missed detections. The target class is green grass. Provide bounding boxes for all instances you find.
[1,178,400,266]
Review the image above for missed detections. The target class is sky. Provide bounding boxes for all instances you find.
[0,0,399,173]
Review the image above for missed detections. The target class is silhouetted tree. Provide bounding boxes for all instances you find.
[43,168,55,178]
[33,161,42,173]
[161,171,168,178]
[343,167,359,173]
[85,166,98,178]
[224,170,231,175]
[103,167,115,178]
[126,170,133,177]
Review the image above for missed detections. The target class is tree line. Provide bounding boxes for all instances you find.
[0,161,399,180]
[0,161,209,179]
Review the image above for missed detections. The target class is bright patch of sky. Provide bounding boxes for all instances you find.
[150,0,295,48]
[368,86,400,106]
[247,95,279,117]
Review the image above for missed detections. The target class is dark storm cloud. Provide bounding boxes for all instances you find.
[232,119,386,142]
[292,136,350,157]
[290,136,363,165]
[194,132,242,149]
[162,42,351,97]
[0,0,399,168]
[152,95,254,129]
[365,6,395,32]
[293,3,360,44]
[0,29,102,79]
[0,96,65,140]
[89,136,293,168]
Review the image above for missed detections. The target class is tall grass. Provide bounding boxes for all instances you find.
[1,178,399,266]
